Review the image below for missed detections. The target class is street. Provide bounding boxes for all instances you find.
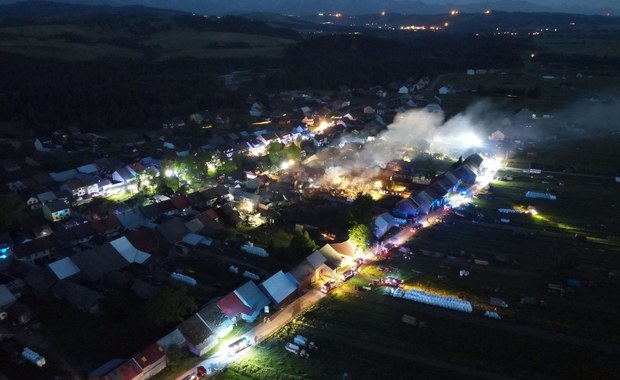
[175,290,324,380]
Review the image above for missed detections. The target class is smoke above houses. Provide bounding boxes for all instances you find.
[312,102,492,189]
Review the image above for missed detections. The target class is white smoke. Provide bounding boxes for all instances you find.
[310,103,491,189]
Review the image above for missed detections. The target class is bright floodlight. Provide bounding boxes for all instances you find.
[464,132,483,147]
[164,169,173,177]
[280,161,289,170]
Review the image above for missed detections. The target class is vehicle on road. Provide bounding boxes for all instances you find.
[196,366,207,377]
[381,277,404,288]
[489,297,509,308]
[321,280,337,293]
[228,337,252,355]
[340,269,355,282]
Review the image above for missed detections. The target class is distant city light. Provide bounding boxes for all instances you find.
[450,10,459,15]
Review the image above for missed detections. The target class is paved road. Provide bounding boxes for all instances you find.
[175,290,324,380]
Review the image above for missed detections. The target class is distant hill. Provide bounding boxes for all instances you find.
[0,4,300,61]
[0,0,617,16]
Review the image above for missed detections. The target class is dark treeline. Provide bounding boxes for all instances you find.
[175,15,301,40]
[0,54,277,134]
[0,32,533,133]
[272,33,531,89]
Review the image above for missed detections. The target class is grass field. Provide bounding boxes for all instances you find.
[145,29,293,59]
[440,70,620,115]
[216,293,620,380]
[534,32,620,58]
[0,23,294,60]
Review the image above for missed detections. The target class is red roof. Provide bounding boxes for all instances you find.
[132,343,166,370]
[216,292,252,318]
[127,162,146,173]
[126,228,159,253]
[169,195,190,210]
[104,359,142,380]
[91,213,121,234]
[196,209,223,232]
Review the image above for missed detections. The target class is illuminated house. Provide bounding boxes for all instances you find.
[374,212,406,239]
[260,270,298,308]
[88,343,167,380]
[289,250,332,290]
[0,233,13,260]
[42,199,71,222]
[217,281,270,323]
[178,314,218,356]
[394,153,484,216]
[312,241,358,273]
[131,343,167,379]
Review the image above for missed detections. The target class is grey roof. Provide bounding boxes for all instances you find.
[289,260,314,283]
[463,153,484,171]
[117,209,146,230]
[24,266,57,293]
[234,281,270,311]
[52,281,100,311]
[155,217,190,244]
[50,169,78,182]
[48,257,80,280]
[36,189,56,202]
[71,244,128,282]
[177,314,213,347]
[77,163,99,174]
[0,284,16,309]
[197,303,232,334]
[306,250,327,270]
[43,199,70,213]
[260,271,297,304]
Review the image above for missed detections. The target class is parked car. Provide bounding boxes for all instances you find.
[381,277,404,288]
[321,281,336,294]
[341,269,355,282]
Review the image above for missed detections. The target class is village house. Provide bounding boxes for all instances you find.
[13,235,58,263]
[177,314,218,356]
[289,250,332,290]
[489,130,505,141]
[42,199,71,222]
[216,280,270,322]
[260,271,298,308]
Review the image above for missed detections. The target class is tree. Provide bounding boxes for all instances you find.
[289,230,318,257]
[146,283,197,327]
[283,143,301,162]
[348,223,372,250]
[0,195,24,232]
[347,192,375,225]
[267,142,283,165]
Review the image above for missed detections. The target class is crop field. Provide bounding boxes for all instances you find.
[385,169,620,342]
[217,293,620,380]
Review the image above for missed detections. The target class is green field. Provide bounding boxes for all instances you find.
[0,23,294,60]
[216,293,620,380]
[534,32,620,58]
